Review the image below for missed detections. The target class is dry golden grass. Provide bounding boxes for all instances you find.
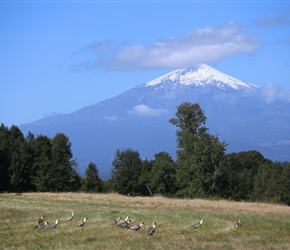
[14,192,290,215]
[1,192,290,250]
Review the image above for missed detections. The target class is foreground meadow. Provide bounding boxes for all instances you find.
[1,193,290,250]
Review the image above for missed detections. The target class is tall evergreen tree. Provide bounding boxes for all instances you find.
[82,162,103,192]
[8,126,27,192]
[0,124,11,191]
[170,102,227,198]
[50,133,80,191]
[14,134,36,191]
[24,132,37,191]
[33,135,53,192]
[111,148,143,195]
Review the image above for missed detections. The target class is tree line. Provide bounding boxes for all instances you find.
[1,102,289,205]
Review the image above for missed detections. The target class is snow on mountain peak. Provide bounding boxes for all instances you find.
[145,64,257,90]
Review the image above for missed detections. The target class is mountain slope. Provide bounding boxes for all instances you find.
[19,64,290,178]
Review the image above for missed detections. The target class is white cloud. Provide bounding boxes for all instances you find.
[77,22,258,70]
[258,83,290,103]
[128,104,168,116]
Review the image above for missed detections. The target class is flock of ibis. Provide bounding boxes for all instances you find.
[34,212,242,236]
[34,211,76,229]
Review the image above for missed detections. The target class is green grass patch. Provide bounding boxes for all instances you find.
[0,193,290,250]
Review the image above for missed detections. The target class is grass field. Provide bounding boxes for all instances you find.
[1,192,290,250]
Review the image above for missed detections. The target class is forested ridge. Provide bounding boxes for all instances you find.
[1,102,289,205]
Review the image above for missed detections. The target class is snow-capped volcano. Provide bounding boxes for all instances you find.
[19,64,290,178]
[146,64,257,90]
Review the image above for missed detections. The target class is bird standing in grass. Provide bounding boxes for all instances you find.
[67,211,74,221]
[191,219,203,228]
[34,221,49,229]
[49,219,60,229]
[38,215,44,224]
[117,216,130,226]
[128,222,145,231]
[147,222,157,236]
[236,219,242,228]
[77,217,88,227]
[117,218,131,228]
[109,216,120,225]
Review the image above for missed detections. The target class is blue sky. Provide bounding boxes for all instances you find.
[1,1,290,127]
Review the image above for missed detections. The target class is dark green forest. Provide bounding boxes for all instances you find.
[1,102,289,205]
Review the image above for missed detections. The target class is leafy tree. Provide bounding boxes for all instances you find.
[82,162,103,192]
[220,150,268,201]
[251,162,281,203]
[279,162,290,205]
[170,102,227,198]
[149,152,176,196]
[138,158,154,196]
[111,148,143,195]
[102,178,115,193]
[218,152,239,199]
